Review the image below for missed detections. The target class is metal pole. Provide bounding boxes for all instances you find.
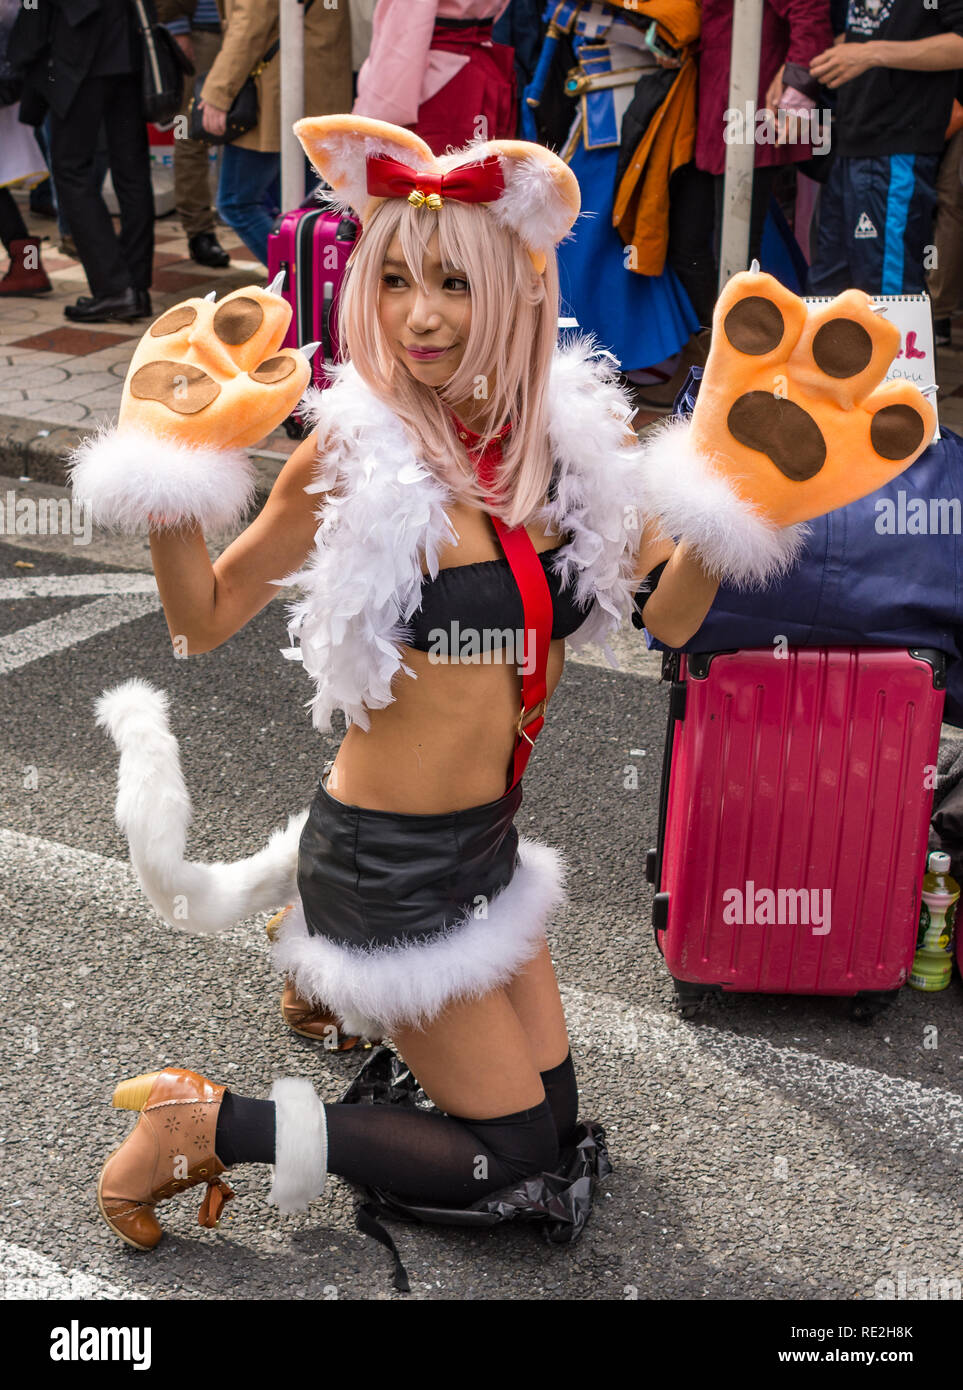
[718,0,765,291]
[280,0,306,213]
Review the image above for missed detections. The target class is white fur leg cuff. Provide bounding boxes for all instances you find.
[641,415,810,590]
[267,1079,327,1213]
[67,424,255,535]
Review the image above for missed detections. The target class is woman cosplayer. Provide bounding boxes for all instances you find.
[70,116,935,1250]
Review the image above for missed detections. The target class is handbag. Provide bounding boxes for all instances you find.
[130,0,195,125]
[187,0,315,146]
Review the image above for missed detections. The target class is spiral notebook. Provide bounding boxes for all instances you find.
[804,292,940,441]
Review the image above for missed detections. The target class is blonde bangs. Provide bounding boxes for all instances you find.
[336,196,560,527]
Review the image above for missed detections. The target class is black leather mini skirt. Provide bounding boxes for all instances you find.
[297,774,524,951]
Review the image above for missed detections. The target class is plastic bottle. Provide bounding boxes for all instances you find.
[909,851,959,992]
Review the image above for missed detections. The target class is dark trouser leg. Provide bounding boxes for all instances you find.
[928,130,963,318]
[891,152,939,297]
[102,73,155,293]
[713,165,778,273]
[49,76,131,297]
[0,188,30,255]
[668,163,717,325]
[173,27,222,240]
[807,154,852,295]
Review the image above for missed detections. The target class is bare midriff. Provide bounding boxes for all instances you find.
[325,497,570,814]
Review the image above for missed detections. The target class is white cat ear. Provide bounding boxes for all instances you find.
[294,115,436,221]
[479,141,581,258]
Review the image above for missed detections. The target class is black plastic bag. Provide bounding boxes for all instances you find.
[340,1046,612,1292]
[929,739,963,883]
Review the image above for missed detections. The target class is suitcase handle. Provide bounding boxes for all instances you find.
[650,653,690,951]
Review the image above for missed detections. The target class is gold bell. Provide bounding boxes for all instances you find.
[407,188,443,209]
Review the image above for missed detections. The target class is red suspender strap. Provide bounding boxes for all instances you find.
[468,425,553,790]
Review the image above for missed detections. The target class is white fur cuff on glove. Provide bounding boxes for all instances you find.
[67,425,256,535]
[640,415,810,590]
[267,1078,328,1213]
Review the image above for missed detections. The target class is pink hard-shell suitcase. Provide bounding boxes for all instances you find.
[645,647,947,1020]
[267,202,359,434]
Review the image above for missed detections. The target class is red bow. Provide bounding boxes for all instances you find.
[366,153,505,206]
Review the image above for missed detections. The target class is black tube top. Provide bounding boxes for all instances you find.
[402,544,593,655]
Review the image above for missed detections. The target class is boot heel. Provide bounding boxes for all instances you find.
[112,1072,162,1112]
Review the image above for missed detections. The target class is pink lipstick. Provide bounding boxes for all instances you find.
[406,345,451,360]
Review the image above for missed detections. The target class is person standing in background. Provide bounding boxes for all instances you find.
[696,0,833,272]
[0,0,52,297]
[808,0,963,297]
[196,0,352,268]
[353,0,516,154]
[158,0,231,269]
[9,0,155,323]
[926,92,963,347]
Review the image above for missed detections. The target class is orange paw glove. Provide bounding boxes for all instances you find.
[641,268,936,587]
[67,285,314,535]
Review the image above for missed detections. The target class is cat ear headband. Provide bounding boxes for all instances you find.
[292,115,581,275]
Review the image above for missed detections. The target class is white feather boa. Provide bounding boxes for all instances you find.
[278,336,650,732]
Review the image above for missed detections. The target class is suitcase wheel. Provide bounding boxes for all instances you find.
[850,989,901,1025]
[644,848,657,885]
[672,978,711,1019]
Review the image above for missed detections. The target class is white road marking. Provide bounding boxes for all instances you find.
[0,594,161,674]
[6,569,959,749]
[560,985,963,1150]
[4,827,962,1143]
[0,828,274,958]
[0,573,158,599]
[0,1239,144,1301]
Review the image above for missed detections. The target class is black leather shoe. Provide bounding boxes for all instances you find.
[64,287,144,323]
[189,233,230,268]
[75,289,152,318]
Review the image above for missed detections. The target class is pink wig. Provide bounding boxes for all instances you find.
[335,195,560,529]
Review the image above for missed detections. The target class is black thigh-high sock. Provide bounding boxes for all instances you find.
[214,1091,276,1166]
[215,1090,561,1206]
[540,1051,579,1147]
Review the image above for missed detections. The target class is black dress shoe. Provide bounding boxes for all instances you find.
[75,289,152,318]
[189,232,230,268]
[64,287,144,323]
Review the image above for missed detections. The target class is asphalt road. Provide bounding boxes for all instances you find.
[1,495,962,1305]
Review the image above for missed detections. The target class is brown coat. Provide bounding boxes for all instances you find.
[170,0,352,153]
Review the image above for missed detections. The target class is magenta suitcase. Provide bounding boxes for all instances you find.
[645,647,947,1020]
[267,203,359,430]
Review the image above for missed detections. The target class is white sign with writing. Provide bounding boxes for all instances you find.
[805,292,939,440]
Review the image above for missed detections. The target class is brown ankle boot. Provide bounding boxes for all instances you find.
[0,238,52,296]
[97,1068,234,1251]
[280,980,379,1050]
[267,906,379,1050]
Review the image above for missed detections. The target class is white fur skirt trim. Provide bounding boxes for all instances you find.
[270,836,567,1039]
[66,425,255,536]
